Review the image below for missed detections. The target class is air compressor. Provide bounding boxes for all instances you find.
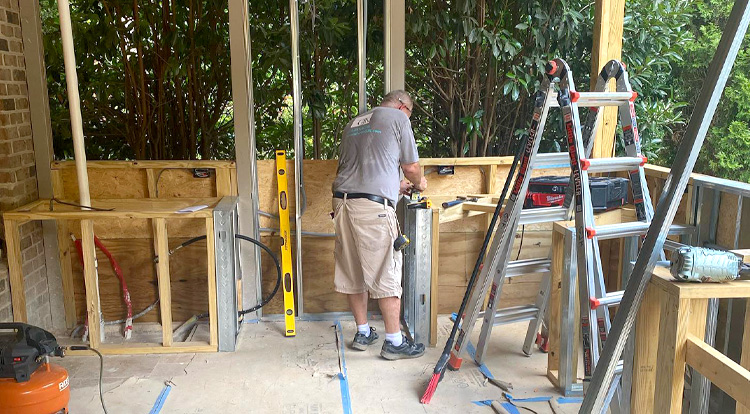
[0,323,69,414]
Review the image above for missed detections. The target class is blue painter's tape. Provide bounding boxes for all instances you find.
[149,384,172,414]
[465,341,494,380]
[335,321,353,414]
[506,394,552,403]
[557,397,583,404]
[471,400,520,413]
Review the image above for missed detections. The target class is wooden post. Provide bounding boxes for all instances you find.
[57,0,101,346]
[4,220,27,322]
[590,0,626,159]
[631,282,662,411]
[206,217,219,347]
[739,300,750,414]
[154,218,173,347]
[55,220,77,328]
[653,297,708,413]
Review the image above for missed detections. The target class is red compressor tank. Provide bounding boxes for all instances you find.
[0,362,70,414]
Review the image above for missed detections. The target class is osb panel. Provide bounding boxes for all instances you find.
[72,238,210,324]
[65,218,208,239]
[717,192,741,248]
[424,166,485,196]
[59,168,148,199]
[156,169,217,198]
[257,159,338,234]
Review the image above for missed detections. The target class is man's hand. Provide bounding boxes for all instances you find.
[414,176,427,192]
[399,179,413,195]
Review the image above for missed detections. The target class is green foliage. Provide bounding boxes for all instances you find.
[672,0,750,181]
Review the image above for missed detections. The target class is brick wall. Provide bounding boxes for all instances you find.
[0,0,51,328]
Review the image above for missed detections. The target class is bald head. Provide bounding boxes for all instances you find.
[381,90,413,117]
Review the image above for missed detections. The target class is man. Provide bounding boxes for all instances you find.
[331,90,427,360]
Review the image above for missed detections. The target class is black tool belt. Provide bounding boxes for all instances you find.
[333,191,394,209]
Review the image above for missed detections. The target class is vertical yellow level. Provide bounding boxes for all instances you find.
[275,150,296,336]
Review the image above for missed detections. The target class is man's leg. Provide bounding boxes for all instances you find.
[348,292,369,325]
[378,296,401,340]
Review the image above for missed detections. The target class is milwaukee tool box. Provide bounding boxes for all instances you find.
[524,176,629,211]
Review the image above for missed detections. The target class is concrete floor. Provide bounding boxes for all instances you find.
[57,317,581,413]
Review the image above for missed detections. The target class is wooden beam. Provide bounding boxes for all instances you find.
[51,160,236,170]
[154,218,173,347]
[590,0,626,159]
[4,219,27,322]
[653,297,708,413]
[80,219,101,348]
[65,342,216,356]
[631,282,662,411]
[205,217,219,347]
[686,334,750,410]
[739,300,750,414]
[56,220,77,328]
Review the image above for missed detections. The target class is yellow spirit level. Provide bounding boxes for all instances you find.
[275,150,296,336]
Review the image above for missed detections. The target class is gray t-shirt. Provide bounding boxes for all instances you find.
[332,107,419,203]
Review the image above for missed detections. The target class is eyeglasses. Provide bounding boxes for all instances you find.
[398,98,413,116]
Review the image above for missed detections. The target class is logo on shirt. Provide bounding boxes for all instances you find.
[352,113,373,127]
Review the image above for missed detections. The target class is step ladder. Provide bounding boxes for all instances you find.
[446,59,661,413]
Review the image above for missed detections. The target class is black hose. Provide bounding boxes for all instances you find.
[68,345,108,414]
[165,233,282,318]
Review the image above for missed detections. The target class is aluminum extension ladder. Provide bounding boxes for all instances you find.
[447,59,659,414]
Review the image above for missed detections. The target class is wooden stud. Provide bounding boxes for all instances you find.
[653,296,707,413]
[56,219,77,328]
[51,160,236,170]
[631,282,662,411]
[4,219,27,322]
[216,168,232,197]
[205,217,219,347]
[739,300,750,414]
[154,218,173,347]
[686,334,750,410]
[430,208,440,347]
[547,230,563,384]
[80,219,101,348]
[146,169,158,198]
[65,342,217,356]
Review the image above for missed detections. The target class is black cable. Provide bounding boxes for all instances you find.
[50,198,114,211]
[516,225,525,260]
[164,233,282,317]
[68,345,108,414]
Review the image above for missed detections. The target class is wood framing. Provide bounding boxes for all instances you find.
[2,198,221,354]
[590,0,626,159]
[631,267,750,412]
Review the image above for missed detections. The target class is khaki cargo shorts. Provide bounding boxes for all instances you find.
[332,197,403,299]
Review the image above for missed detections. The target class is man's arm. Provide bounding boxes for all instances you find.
[401,162,427,191]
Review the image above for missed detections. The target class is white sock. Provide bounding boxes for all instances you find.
[385,332,403,346]
[357,323,371,337]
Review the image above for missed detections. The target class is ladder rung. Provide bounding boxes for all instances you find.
[592,223,694,241]
[477,305,540,326]
[549,91,636,107]
[507,258,552,278]
[590,291,623,309]
[519,206,569,225]
[533,152,571,169]
[580,156,646,173]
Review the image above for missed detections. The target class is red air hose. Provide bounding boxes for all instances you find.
[73,235,133,339]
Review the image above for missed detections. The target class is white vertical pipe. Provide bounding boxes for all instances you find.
[56,0,91,206]
[289,0,305,316]
[357,0,367,113]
